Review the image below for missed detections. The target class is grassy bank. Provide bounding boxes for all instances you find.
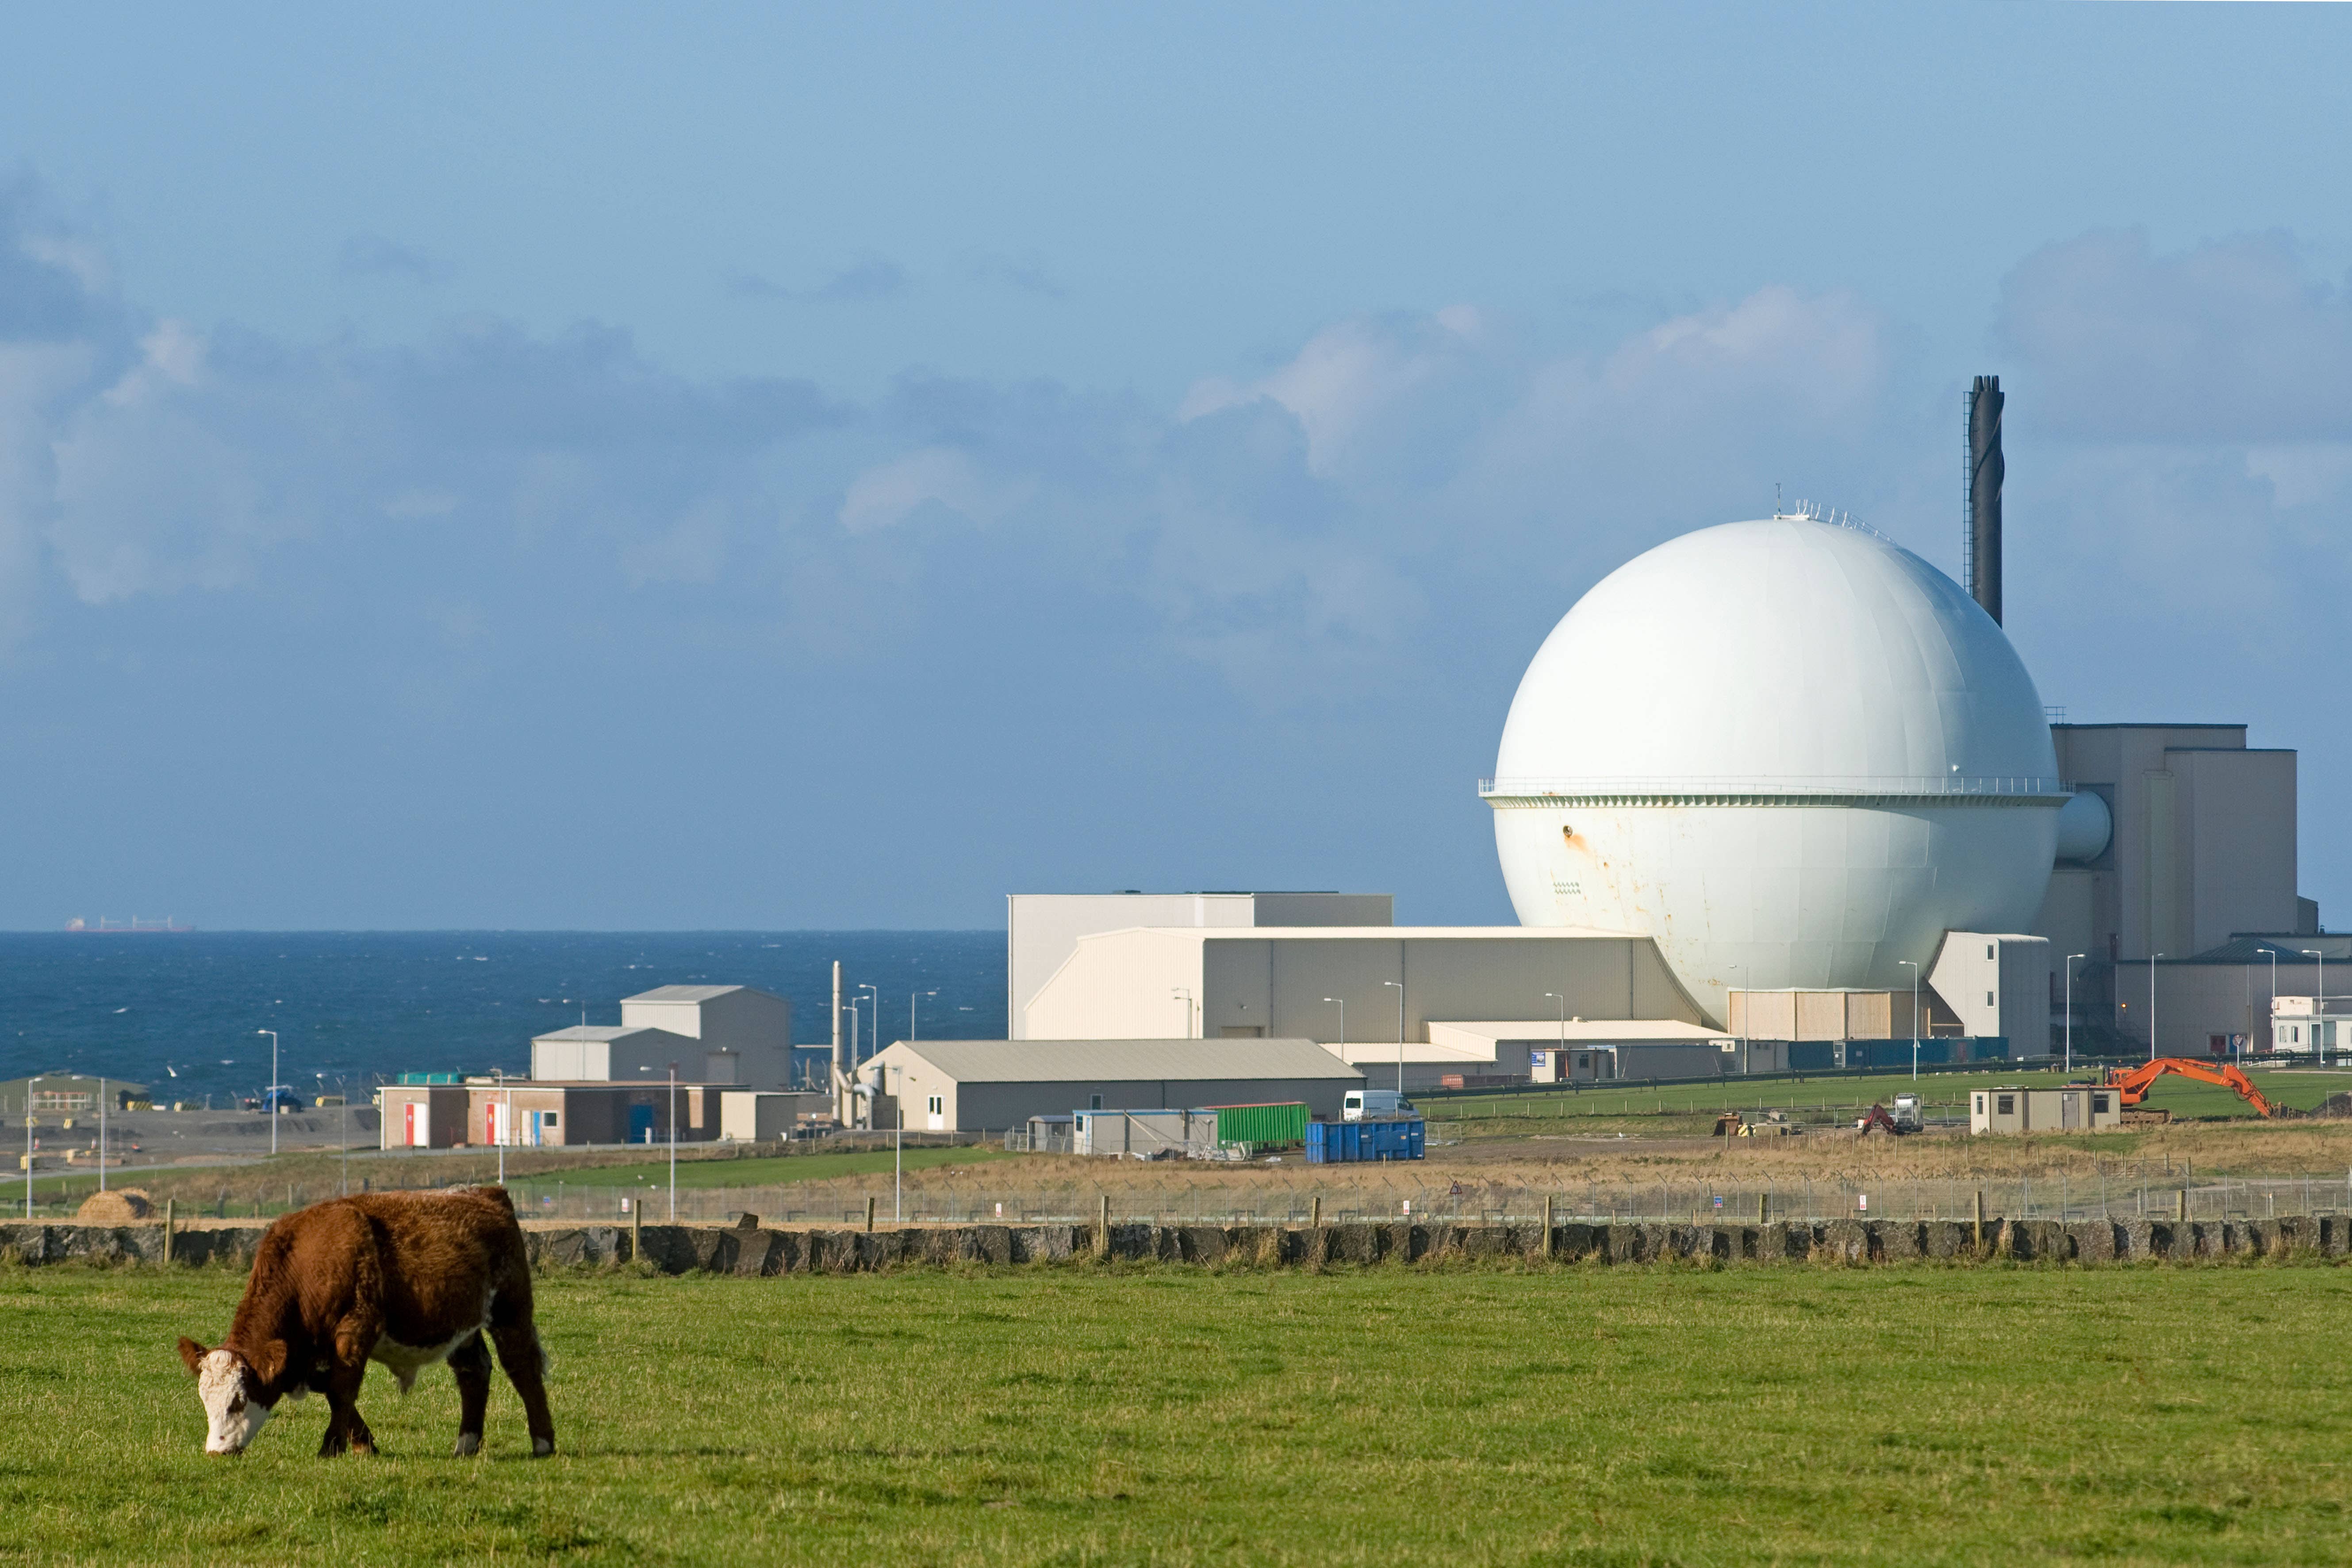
[5,1263,2352,1563]
[1429,1064,2352,1139]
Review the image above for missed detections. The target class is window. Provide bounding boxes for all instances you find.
[2092,1094,2110,1114]
[1089,1094,1103,1111]
[927,1095,943,1115]
[1996,1094,2015,1116]
[543,1113,559,1127]
[1973,1095,1984,1111]
[1987,992,1995,1007]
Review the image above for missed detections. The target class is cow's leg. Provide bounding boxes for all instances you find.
[487,1316,555,1457]
[449,1332,492,1457]
[318,1361,375,1458]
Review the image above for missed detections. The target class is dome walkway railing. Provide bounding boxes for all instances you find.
[1479,775,2071,805]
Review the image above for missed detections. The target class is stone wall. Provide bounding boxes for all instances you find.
[7,1215,2352,1274]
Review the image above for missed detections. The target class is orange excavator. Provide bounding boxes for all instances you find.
[2103,1057,2290,1119]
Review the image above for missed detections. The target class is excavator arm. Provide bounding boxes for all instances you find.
[2104,1057,2282,1118]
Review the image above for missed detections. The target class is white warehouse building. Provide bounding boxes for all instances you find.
[532,984,794,1089]
[1022,924,1711,1089]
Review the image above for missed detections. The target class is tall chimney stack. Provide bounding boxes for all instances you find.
[1966,374,2004,624]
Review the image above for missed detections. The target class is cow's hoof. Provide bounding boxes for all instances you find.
[454,1433,481,1457]
[532,1437,554,1458]
[350,1440,376,1457]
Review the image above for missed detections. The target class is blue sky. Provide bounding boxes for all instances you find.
[1,4,2348,928]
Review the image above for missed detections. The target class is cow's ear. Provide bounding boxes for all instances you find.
[178,1337,208,1374]
[247,1338,287,1387]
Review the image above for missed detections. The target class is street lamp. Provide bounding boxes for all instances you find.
[856,985,879,1064]
[257,1031,280,1155]
[1381,979,1404,1094]
[911,989,937,1041]
[2064,955,2085,1075]
[667,1062,678,1220]
[1322,997,1346,1051]
[2148,956,2164,1062]
[493,1066,506,1186]
[889,1063,904,1222]
[1897,960,1920,1081]
[23,1073,35,1219]
[97,1076,106,1195]
[1543,992,1566,1081]
[2254,946,2279,1059]
[2302,949,2327,1063]
[1171,988,1195,1037]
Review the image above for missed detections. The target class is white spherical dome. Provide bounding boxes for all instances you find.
[1489,517,2062,1024]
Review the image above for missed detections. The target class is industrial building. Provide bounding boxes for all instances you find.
[1008,891,1392,1039]
[378,1077,721,1149]
[530,984,794,1089]
[857,1038,1362,1133]
[1428,1020,1739,1084]
[1969,1085,2123,1135]
[967,380,2327,1096]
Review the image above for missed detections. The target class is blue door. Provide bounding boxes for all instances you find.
[629,1104,656,1144]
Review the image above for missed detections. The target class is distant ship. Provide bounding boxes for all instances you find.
[65,916,194,933]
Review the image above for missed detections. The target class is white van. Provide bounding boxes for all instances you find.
[1343,1089,1413,1122]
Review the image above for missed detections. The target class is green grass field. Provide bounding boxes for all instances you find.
[7,1261,2352,1564]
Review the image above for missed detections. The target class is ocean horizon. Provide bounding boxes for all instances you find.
[0,931,1005,1102]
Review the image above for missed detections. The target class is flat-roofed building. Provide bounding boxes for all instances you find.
[860,1038,1363,1133]
[1024,926,1704,1051]
[1009,892,1393,1040]
[1969,1084,2123,1135]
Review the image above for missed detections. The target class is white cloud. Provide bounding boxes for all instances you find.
[837,447,1033,532]
[1996,228,2352,442]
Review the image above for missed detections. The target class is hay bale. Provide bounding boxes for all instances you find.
[75,1188,153,1224]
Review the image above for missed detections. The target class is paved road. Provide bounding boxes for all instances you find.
[23,1106,380,1165]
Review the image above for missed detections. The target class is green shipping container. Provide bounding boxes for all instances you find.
[1208,1102,1309,1148]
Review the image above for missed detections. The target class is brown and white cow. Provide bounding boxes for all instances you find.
[176,1185,554,1458]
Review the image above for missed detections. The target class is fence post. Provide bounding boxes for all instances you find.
[630,1201,640,1264]
[2176,1188,2187,1223]
[1757,1192,1767,1225]
[1972,1188,1984,1254]
[1542,1193,1554,1259]
[1311,1194,1322,1228]
[1098,1193,1110,1260]
[163,1198,174,1265]
[865,1196,876,1234]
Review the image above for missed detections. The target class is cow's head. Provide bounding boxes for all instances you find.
[178,1337,278,1454]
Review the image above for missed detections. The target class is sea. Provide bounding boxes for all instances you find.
[0,932,1004,1103]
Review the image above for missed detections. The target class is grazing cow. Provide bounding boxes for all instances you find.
[176,1185,554,1458]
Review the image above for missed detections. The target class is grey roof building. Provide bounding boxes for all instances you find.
[859,1038,1362,1134]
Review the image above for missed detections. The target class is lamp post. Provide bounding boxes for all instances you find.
[1171,988,1195,1037]
[493,1067,506,1186]
[1543,992,1566,1081]
[911,989,937,1041]
[330,1075,348,1196]
[890,1063,903,1221]
[2064,955,2085,1076]
[1382,979,1404,1094]
[24,1074,35,1219]
[2149,956,2164,1062]
[856,985,879,1064]
[1898,961,1920,1081]
[97,1077,106,1194]
[2302,949,2327,1063]
[257,1030,280,1155]
[2255,946,2279,1059]
[667,1063,678,1220]
[1322,997,1345,1052]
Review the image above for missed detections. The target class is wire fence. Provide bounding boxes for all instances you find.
[20,1171,2352,1228]
[461,1171,2352,1228]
